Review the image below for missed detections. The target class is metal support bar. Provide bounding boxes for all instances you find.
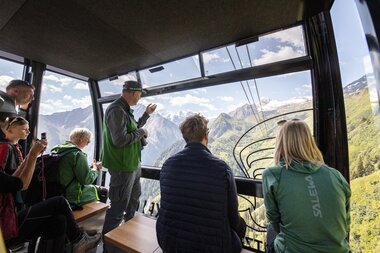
[88,78,103,160]
[305,12,349,181]
[98,56,312,104]
[141,166,263,198]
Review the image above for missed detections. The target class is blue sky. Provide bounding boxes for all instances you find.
[0,0,372,117]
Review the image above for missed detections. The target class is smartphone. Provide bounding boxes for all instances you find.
[41,132,47,140]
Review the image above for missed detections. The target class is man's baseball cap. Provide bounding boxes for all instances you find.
[123,80,146,94]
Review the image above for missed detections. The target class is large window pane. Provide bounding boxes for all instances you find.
[203,26,306,76]
[332,0,380,251]
[38,71,94,162]
[139,55,201,87]
[135,70,312,173]
[98,72,137,97]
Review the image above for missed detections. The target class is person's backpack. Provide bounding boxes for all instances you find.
[25,148,79,206]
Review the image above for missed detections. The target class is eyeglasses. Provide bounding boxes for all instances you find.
[6,117,24,130]
[276,118,300,126]
[206,128,210,134]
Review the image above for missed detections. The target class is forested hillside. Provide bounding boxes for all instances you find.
[344,88,380,179]
[344,81,380,252]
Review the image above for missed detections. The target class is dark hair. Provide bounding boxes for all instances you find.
[6,80,35,92]
[179,114,208,143]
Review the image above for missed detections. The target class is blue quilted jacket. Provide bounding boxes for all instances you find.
[157,143,244,253]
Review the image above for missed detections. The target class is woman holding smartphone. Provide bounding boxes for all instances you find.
[0,116,101,253]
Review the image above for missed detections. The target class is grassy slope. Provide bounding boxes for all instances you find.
[350,171,380,253]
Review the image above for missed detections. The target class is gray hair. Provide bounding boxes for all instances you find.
[69,128,92,142]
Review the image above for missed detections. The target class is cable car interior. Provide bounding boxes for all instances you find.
[0,0,379,252]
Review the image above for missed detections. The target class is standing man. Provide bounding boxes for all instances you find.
[0,79,35,140]
[156,114,246,253]
[101,80,156,236]
[0,79,35,120]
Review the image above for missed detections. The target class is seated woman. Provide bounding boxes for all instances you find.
[0,116,101,253]
[262,119,351,253]
[51,128,102,207]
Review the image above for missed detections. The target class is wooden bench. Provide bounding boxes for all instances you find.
[73,201,109,222]
[104,214,159,253]
[104,214,255,253]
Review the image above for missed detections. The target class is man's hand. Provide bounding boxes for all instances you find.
[93,159,103,170]
[145,103,157,114]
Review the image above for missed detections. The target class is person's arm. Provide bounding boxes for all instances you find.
[137,112,150,128]
[72,152,98,185]
[137,103,157,128]
[226,167,246,236]
[262,168,281,233]
[0,171,23,193]
[12,140,47,190]
[106,106,145,147]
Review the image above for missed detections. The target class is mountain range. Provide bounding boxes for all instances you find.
[39,74,369,166]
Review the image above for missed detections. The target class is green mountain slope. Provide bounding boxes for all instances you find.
[350,171,380,253]
[344,88,380,179]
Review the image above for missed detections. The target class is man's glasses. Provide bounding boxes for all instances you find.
[6,117,25,130]
[276,118,300,126]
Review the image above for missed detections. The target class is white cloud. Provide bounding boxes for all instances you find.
[63,95,72,100]
[156,94,172,100]
[60,77,73,86]
[170,94,215,110]
[295,83,312,96]
[191,88,207,94]
[74,82,88,90]
[217,96,234,102]
[40,99,72,115]
[227,102,245,112]
[254,46,303,66]
[265,26,304,48]
[202,52,220,64]
[71,96,92,108]
[261,96,312,111]
[44,84,62,93]
[0,75,13,89]
[40,96,92,115]
[104,91,118,96]
[44,75,72,87]
[43,74,60,82]
[202,52,231,64]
